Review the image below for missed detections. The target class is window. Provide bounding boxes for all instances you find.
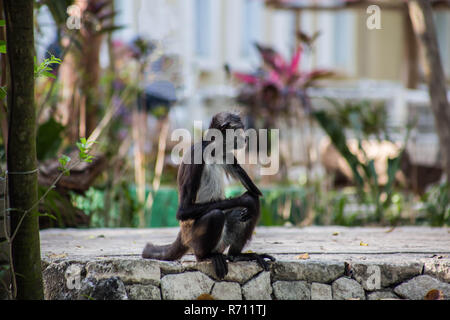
[333,11,356,73]
[241,0,263,61]
[434,12,450,78]
[300,10,356,75]
[192,0,220,69]
[194,0,212,58]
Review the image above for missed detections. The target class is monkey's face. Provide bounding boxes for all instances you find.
[215,113,246,152]
[208,112,247,153]
[224,128,247,152]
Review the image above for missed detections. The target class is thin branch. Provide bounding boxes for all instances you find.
[9,160,80,242]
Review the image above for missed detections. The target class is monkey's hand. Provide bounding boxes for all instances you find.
[239,208,251,222]
[239,191,259,209]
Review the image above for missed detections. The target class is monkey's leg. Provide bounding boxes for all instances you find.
[191,209,228,279]
[226,199,276,271]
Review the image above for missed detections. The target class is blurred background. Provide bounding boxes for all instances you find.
[11,0,449,229]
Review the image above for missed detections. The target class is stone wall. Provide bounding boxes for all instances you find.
[42,257,450,300]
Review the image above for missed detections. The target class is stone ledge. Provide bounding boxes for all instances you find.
[42,256,450,300]
[40,226,450,300]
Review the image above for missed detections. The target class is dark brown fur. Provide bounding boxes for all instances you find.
[142,112,274,278]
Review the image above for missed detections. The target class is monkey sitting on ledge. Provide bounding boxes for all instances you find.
[142,112,275,279]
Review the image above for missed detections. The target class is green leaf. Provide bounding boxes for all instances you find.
[58,154,71,167]
[313,110,364,190]
[383,153,403,207]
[42,71,56,79]
[0,86,6,100]
[0,40,6,54]
[37,212,57,221]
[367,159,378,186]
[0,20,5,27]
[34,54,62,79]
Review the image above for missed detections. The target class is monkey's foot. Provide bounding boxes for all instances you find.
[208,253,229,279]
[227,253,276,271]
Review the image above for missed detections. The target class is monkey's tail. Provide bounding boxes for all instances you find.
[142,232,188,261]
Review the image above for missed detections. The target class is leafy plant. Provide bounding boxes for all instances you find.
[36,118,65,161]
[76,137,95,163]
[233,43,333,119]
[313,99,410,223]
[34,54,62,79]
[1,136,96,299]
[420,181,449,226]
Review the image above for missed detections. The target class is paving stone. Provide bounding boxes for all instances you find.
[332,277,366,300]
[79,276,128,300]
[311,282,332,300]
[43,261,86,300]
[351,262,423,290]
[423,260,450,283]
[126,284,161,300]
[272,261,344,283]
[187,261,262,283]
[394,275,450,300]
[273,281,310,300]
[211,282,242,300]
[161,271,215,300]
[242,272,272,300]
[85,259,160,286]
[367,290,400,300]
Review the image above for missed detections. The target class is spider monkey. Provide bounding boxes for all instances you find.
[142,112,275,279]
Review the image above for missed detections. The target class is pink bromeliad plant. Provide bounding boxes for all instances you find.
[232,43,333,127]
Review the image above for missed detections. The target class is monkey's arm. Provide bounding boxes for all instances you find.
[225,156,262,197]
[176,159,253,221]
[176,197,247,221]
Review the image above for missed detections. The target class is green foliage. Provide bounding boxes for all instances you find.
[0,86,6,100]
[0,19,6,54]
[36,118,64,161]
[313,109,364,190]
[37,185,80,228]
[34,54,62,79]
[313,99,409,223]
[0,40,5,54]
[58,155,71,176]
[76,137,95,163]
[420,181,449,226]
[325,98,388,139]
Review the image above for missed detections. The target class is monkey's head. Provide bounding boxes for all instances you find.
[209,112,247,151]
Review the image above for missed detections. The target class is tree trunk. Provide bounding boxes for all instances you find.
[4,0,44,299]
[77,0,104,138]
[403,9,420,89]
[408,0,450,182]
[0,0,8,146]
